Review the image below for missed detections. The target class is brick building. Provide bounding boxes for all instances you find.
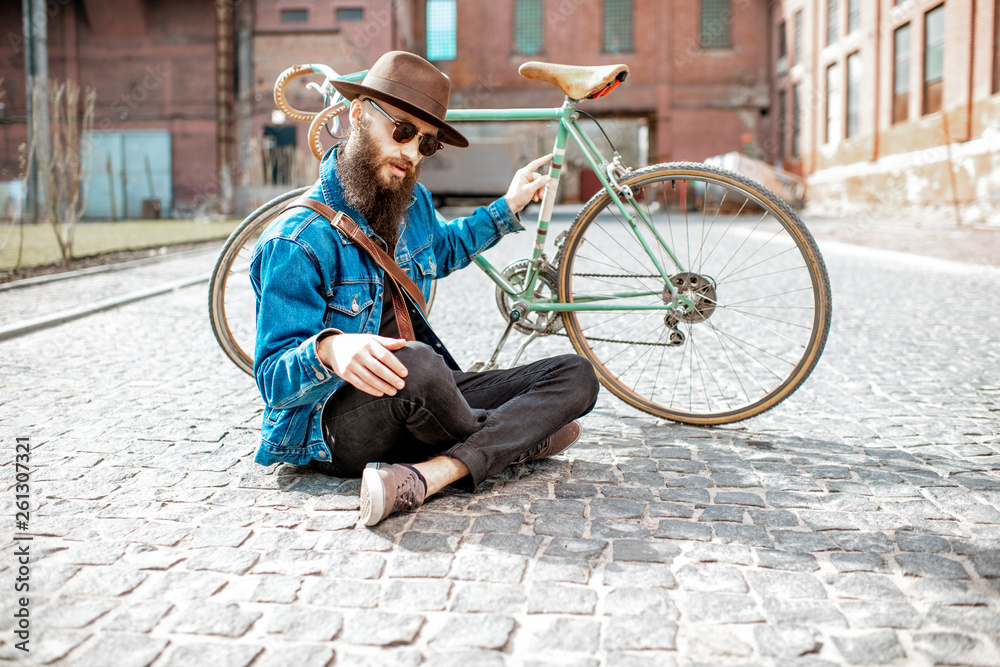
[771,0,1000,214]
[6,0,997,217]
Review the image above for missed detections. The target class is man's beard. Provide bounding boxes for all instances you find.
[338,115,421,253]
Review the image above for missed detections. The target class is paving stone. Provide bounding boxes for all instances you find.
[756,550,819,572]
[677,564,747,593]
[907,578,991,606]
[531,499,586,516]
[101,601,173,632]
[648,502,694,518]
[426,650,505,667]
[895,552,970,579]
[602,561,676,588]
[247,574,302,603]
[532,557,592,584]
[771,530,838,551]
[831,631,904,664]
[911,632,979,662]
[388,554,454,578]
[660,488,710,504]
[896,531,951,553]
[63,633,169,667]
[398,532,459,553]
[767,492,822,509]
[544,538,607,560]
[748,570,826,599]
[381,580,451,611]
[526,617,601,653]
[590,499,644,520]
[603,616,677,650]
[307,578,379,608]
[763,599,848,627]
[827,573,905,602]
[479,533,543,556]
[925,606,1000,635]
[469,513,524,533]
[341,610,424,646]
[749,509,801,527]
[830,553,890,573]
[970,552,1000,578]
[753,624,823,658]
[612,539,671,563]
[534,516,586,537]
[36,597,118,629]
[159,643,263,667]
[654,519,712,541]
[714,491,765,507]
[183,547,259,575]
[838,601,922,629]
[590,521,650,539]
[714,524,773,547]
[429,614,514,649]
[266,605,343,640]
[686,543,755,566]
[451,552,528,583]
[61,567,148,597]
[169,602,260,638]
[253,646,336,667]
[603,587,677,617]
[697,505,744,522]
[685,593,763,623]
[527,582,597,614]
[554,483,599,498]
[829,532,895,553]
[451,583,526,613]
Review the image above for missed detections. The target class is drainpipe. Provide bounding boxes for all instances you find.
[23,0,49,224]
[966,0,976,142]
[236,0,253,205]
[871,0,880,162]
[216,0,234,216]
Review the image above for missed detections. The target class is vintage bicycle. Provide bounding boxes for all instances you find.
[209,60,831,425]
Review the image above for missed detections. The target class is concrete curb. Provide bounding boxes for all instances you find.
[0,274,211,342]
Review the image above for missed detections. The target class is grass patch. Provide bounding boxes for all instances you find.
[0,219,240,270]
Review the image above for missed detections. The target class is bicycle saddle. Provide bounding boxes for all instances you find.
[519,62,629,100]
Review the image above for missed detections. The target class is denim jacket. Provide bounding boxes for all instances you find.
[249,146,523,467]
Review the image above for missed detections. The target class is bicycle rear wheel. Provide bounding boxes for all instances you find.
[556,162,831,424]
[208,187,439,376]
[209,187,309,375]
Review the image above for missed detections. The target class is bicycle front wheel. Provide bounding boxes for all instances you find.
[556,162,831,424]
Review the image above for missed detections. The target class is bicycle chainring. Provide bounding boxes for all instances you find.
[495,259,563,336]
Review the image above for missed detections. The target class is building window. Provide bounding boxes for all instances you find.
[846,51,861,138]
[778,20,787,60]
[826,0,838,46]
[792,10,802,66]
[847,0,860,34]
[893,23,910,123]
[923,4,944,115]
[281,8,308,23]
[336,7,364,22]
[825,62,841,143]
[427,0,457,61]
[792,83,801,158]
[994,0,1000,93]
[514,0,543,55]
[603,0,633,52]
[778,89,787,159]
[700,0,731,49]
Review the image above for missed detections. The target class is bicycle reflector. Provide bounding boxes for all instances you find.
[588,71,629,99]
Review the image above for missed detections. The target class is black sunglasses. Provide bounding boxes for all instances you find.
[364,98,444,158]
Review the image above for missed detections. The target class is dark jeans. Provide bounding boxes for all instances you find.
[315,341,599,489]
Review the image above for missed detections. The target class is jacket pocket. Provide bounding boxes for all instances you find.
[326,282,375,333]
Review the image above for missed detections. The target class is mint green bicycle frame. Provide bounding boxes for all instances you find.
[331,68,692,317]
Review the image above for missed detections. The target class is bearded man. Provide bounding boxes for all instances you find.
[251,51,599,526]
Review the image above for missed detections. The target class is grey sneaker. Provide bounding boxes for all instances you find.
[514,421,581,465]
[359,463,427,527]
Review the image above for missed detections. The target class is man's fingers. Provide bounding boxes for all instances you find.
[351,364,399,396]
[370,338,409,378]
[522,153,554,173]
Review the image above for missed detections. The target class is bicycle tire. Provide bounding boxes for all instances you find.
[556,162,831,424]
[209,187,438,375]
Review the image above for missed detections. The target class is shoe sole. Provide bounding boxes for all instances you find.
[359,464,386,527]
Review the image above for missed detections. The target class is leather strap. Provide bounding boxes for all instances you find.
[286,194,426,341]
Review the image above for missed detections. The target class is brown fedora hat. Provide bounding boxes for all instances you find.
[332,51,468,148]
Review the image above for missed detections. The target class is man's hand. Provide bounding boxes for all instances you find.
[504,154,554,215]
[318,333,408,397]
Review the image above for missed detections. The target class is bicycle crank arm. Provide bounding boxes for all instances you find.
[468,302,526,372]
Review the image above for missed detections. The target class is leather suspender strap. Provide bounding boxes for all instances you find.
[286,194,426,341]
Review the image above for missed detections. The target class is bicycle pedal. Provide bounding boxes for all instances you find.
[467,361,485,372]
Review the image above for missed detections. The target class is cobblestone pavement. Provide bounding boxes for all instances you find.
[1,216,1000,667]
